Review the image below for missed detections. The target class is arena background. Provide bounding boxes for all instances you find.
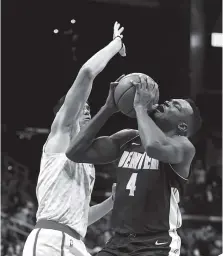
[2,0,222,255]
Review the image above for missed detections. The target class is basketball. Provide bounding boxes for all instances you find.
[114,73,159,118]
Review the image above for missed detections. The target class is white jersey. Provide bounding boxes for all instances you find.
[36,148,95,238]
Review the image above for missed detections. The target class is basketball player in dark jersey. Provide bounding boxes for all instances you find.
[66,75,202,256]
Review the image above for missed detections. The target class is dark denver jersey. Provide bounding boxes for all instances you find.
[111,136,189,235]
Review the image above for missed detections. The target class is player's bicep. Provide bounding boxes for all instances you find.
[146,138,195,164]
[150,143,184,164]
[62,76,92,123]
[66,136,120,164]
[51,68,93,133]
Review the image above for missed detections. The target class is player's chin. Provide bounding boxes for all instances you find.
[80,119,90,127]
[150,109,163,121]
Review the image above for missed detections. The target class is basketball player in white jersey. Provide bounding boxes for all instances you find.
[22,22,126,256]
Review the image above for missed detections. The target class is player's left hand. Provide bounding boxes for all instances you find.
[113,22,126,57]
[111,183,117,202]
[132,75,158,111]
[104,75,125,113]
[113,21,124,40]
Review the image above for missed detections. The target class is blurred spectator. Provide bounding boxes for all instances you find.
[193,159,206,184]
[179,225,222,256]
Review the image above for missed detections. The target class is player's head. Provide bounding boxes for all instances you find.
[53,95,91,128]
[152,98,202,137]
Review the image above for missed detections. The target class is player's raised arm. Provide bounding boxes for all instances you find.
[66,77,138,164]
[133,76,195,177]
[46,22,125,153]
[52,22,124,132]
[67,129,138,164]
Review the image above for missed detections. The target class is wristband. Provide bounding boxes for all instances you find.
[114,36,123,50]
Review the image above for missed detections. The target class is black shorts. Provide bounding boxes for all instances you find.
[97,231,181,256]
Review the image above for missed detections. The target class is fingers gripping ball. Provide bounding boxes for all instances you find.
[114,73,159,118]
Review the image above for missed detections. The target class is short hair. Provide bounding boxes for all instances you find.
[185,98,202,136]
[53,95,66,116]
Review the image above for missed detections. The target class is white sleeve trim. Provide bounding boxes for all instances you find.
[169,163,189,181]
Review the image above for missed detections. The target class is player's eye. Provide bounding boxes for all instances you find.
[173,102,181,111]
[175,105,181,111]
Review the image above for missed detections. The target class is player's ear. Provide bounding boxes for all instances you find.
[177,122,188,136]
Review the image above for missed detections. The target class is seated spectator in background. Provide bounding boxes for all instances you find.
[206,165,222,186]
[205,165,222,215]
[179,225,222,256]
[193,159,206,184]
[183,159,207,214]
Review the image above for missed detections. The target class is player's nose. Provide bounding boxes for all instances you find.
[84,108,90,115]
[85,110,91,118]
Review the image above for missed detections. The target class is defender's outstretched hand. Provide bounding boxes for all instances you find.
[113,21,126,57]
[113,21,124,39]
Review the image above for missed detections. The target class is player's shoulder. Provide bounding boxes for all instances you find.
[178,136,195,156]
[170,136,195,175]
[111,129,139,139]
[110,129,139,150]
[43,130,71,154]
[52,111,79,133]
[172,136,195,152]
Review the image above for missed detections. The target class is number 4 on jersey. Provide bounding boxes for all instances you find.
[126,173,138,196]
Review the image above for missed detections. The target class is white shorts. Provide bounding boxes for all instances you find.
[22,228,91,256]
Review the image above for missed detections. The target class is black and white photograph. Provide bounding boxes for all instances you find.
[2,0,222,255]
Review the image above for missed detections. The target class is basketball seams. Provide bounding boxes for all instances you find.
[126,107,135,116]
[115,74,140,104]
[115,73,143,117]
[115,84,135,105]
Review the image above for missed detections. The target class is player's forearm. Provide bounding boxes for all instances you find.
[60,38,122,125]
[135,106,167,149]
[66,105,114,156]
[88,196,114,226]
[83,37,122,78]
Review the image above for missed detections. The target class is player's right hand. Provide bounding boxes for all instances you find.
[132,75,159,111]
[113,22,126,57]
